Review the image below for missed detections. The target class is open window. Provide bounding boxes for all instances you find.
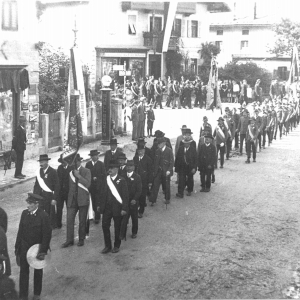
[2,0,18,31]
[128,15,137,35]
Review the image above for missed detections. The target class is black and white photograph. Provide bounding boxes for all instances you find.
[0,0,300,299]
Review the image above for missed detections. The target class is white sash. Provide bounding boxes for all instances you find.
[69,171,89,193]
[131,86,138,97]
[224,121,231,137]
[154,84,162,96]
[36,169,52,193]
[88,195,94,220]
[216,125,226,141]
[248,125,254,139]
[107,175,122,204]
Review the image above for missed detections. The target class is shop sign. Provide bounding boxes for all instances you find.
[102,52,146,58]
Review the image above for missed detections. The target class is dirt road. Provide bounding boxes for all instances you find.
[1,123,300,299]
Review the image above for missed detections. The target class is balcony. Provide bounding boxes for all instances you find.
[143,31,180,52]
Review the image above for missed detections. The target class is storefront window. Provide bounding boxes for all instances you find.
[0,91,13,152]
[129,59,144,83]
[101,58,119,79]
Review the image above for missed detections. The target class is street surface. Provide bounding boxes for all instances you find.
[1,106,300,299]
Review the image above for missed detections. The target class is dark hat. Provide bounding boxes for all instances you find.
[26,193,44,204]
[38,154,51,161]
[19,115,26,121]
[204,133,213,139]
[254,109,259,112]
[89,149,100,156]
[136,137,147,144]
[225,107,229,111]
[157,137,166,144]
[180,125,188,130]
[108,159,119,168]
[118,152,127,160]
[203,116,208,120]
[137,144,145,150]
[74,153,83,161]
[217,117,224,122]
[126,160,135,167]
[185,128,193,134]
[109,138,119,145]
[154,130,165,137]
[58,154,65,163]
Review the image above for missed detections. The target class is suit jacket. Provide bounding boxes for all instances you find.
[246,124,259,141]
[134,154,153,186]
[138,104,146,122]
[67,166,91,207]
[57,165,72,200]
[33,166,60,201]
[99,175,129,216]
[175,145,197,173]
[85,160,106,193]
[153,146,174,177]
[15,208,52,254]
[125,172,142,206]
[226,117,236,138]
[131,105,139,122]
[12,125,27,152]
[253,115,262,131]
[152,137,172,150]
[213,125,228,145]
[238,116,250,134]
[198,143,217,171]
[104,148,123,171]
[134,146,153,162]
[147,110,155,123]
[118,165,127,179]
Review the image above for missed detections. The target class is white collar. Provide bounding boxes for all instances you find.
[120,165,126,170]
[184,147,190,151]
[92,160,98,165]
[161,146,166,152]
[127,171,133,178]
[42,166,49,173]
[205,143,210,147]
[111,149,116,154]
[31,207,38,215]
[77,165,82,171]
[111,174,117,181]
[139,155,144,160]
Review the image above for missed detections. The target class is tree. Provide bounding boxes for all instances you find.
[37,42,70,114]
[219,62,272,93]
[198,42,221,84]
[270,18,300,56]
[165,50,183,80]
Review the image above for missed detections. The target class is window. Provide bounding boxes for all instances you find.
[172,18,181,37]
[2,0,18,31]
[215,41,223,49]
[150,16,162,32]
[242,29,249,35]
[191,59,197,74]
[128,15,137,35]
[241,40,249,49]
[191,20,198,37]
[277,66,288,80]
[217,29,223,35]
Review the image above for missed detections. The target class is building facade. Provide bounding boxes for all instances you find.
[0,0,40,161]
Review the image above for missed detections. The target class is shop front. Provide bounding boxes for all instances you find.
[96,48,149,84]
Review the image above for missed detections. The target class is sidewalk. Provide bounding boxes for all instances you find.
[0,134,139,191]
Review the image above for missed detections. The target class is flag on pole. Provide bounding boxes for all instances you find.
[287,45,299,85]
[206,55,222,110]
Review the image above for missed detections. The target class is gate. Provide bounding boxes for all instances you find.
[48,112,62,148]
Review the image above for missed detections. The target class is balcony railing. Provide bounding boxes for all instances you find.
[143,31,180,52]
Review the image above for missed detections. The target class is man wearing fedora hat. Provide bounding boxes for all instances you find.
[124,160,142,238]
[85,150,106,224]
[12,115,27,179]
[198,133,216,192]
[152,130,172,153]
[129,99,139,141]
[149,137,174,205]
[15,193,52,300]
[56,155,73,229]
[104,138,123,172]
[175,136,197,198]
[33,154,60,229]
[62,154,91,248]
[133,137,153,161]
[175,125,188,157]
[199,116,212,138]
[213,117,228,168]
[137,97,147,138]
[98,159,129,253]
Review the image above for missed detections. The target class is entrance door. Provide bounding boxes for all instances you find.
[149,54,161,79]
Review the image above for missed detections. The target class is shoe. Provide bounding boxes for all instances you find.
[101,247,112,254]
[57,225,62,229]
[111,247,120,253]
[205,189,210,192]
[94,220,100,224]
[138,213,143,218]
[186,192,192,196]
[200,188,206,192]
[77,240,84,246]
[14,175,24,179]
[61,241,74,248]
[176,193,183,198]
[131,234,137,239]
[20,174,26,177]
[150,202,154,206]
[220,165,223,169]
[164,200,170,204]
[245,160,250,164]
[212,175,215,183]
[253,159,256,162]
[263,146,266,149]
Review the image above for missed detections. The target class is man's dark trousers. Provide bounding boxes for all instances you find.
[226,138,232,159]
[234,132,239,149]
[102,206,122,249]
[56,196,67,228]
[216,144,225,167]
[246,140,256,160]
[150,169,170,202]
[15,150,24,176]
[138,188,147,215]
[90,191,101,221]
[128,205,138,235]
[200,167,213,189]
[178,169,193,195]
[239,133,246,154]
[19,244,43,298]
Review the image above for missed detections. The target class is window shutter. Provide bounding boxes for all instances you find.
[187,20,191,37]
[181,19,186,37]
[198,21,201,38]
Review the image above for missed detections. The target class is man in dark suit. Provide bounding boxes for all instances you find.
[62,154,91,248]
[33,154,60,229]
[149,137,174,205]
[198,133,216,192]
[175,136,197,198]
[133,138,153,161]
[118,152,127,179]
[56,155,72,229]
[134,144,153,218]
[12,116,27,179]
[98,159,129,254]
[124,160,142,238]
[137,97,146,138]
[151,130,172,159]
[85,150,106,224]
[15,193,52,300]
[104,138,123,172]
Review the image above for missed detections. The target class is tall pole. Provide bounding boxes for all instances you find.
[123,61,127,133]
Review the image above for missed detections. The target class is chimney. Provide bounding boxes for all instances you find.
[233,2,236,21]
[254,2,257,19]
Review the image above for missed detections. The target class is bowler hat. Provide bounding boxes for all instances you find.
[88,149,100,156]
[118,152,127,160]
[136,137,147,144]
[26,193,44,204]
[157,137,166,144]
[217,117,224,122]
[154,130,165,138]
[74,153,83,161]
[109,138,119,145]
[108,159,119,168]
[38,154,51,162]
[126,160,135,167]
[204,133,213,139]
[180,125,188,130]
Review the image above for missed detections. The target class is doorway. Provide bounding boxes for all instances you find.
[149,54,161,79]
